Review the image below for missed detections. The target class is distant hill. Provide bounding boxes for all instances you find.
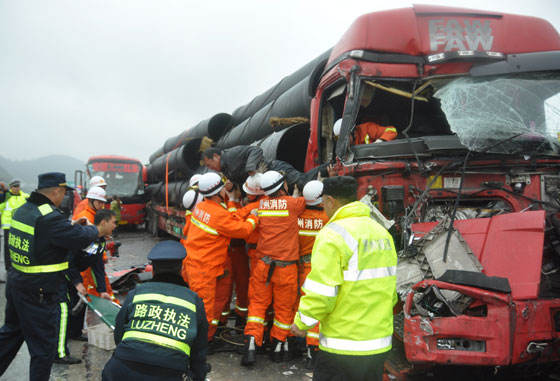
[0,163,12,184]
[0,155,84,192]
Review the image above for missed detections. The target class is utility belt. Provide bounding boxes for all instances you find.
[299,254,312,264]
[116,357,188,379]
[260,256,298,285]
[246,243,257,250]
[229,238,245,248]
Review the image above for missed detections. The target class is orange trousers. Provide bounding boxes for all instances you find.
[230,245,249,317]
[297,261,319,347]
[81,268,117,303]
[216,257,233,324]
[187,259,232,340]
[245,260,298,345]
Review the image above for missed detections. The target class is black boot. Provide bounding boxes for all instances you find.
[305,345,318,370]
[241,336,256,366]
[271,339,285,363]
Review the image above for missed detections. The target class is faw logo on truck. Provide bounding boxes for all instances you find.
[428,19,494,52]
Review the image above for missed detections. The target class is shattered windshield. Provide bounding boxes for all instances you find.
[434,74,560,155]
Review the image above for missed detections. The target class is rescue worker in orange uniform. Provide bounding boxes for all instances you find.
[354,121,398,144]
[179,174,203,249]
[225,174,265,321]
[73,176,107,217]
[184,172,257,345]
[297,180,329,368]
[242,170,306,366]
[72,186,116,301]
[179,187,203,284]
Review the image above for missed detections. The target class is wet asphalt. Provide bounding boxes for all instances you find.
[0,229,312,381]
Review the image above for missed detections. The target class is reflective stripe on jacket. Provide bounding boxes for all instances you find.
[113,280,208,377]
[185,199,256,276]
[294,201,397,356]
[0,191,29,229]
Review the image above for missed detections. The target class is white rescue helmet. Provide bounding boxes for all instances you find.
[86,186,107,202]
[243,173,264,195]
[189,174,202,188]
[89,176,107,188]
[198,172,224,197]
[260,170,285,196]
[333,119,343,137]
[303,180,324,206]
[182,189,203,210]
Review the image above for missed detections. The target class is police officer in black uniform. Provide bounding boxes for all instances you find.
[102,240,209,381]
[0,172,111,381]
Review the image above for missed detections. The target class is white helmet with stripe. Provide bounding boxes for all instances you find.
[198,172,224,197]
[86,186,107,202]
[260,170,285,196]
[303,180,323,206]
[89,176,107,188]
[243,173,264,195]
[182,189,203,210]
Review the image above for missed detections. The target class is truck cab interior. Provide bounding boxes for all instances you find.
[319,74,560,163]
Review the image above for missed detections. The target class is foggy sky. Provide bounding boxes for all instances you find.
[1,0,559,163]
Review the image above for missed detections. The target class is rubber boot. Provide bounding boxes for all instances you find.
[241,335,256,366]
[271,339,285,363]
[305,345,318,370]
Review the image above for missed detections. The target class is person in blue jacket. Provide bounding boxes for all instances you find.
[0,172,111,381]
[102,240,209,381]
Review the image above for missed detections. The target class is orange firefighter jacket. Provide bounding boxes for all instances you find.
[298,206,329,256]
[185,199,257,276]
[72,198,89,219]
[257,196,306,262]
[355,122,398,144]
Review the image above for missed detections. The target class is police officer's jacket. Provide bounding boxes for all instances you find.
[8,191,99,296]
[113,274,208,380]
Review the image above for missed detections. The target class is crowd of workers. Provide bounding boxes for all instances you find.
[0,144,397,380]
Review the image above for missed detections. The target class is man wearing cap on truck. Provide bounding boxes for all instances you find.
[0,179,29,270]
[0,172,111,381]
[73,176,107,217]
[102,240,209,381]
[291,176,397,381]
[242,170,306,366]
[184,172,257,348]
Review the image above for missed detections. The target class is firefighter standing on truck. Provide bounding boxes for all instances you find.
[297,180,329,368]
[291,176,397,381]
[184,172,257,348]
[0,172,108,381]
[242,170,306,366]
[102,240,209,381]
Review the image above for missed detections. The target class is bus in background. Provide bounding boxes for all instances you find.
[86,155,146,226]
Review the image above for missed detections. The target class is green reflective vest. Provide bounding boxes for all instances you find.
[294,201,397,356]
[122,282,199,357]
[0,191,29,230]
[9,202,69,274]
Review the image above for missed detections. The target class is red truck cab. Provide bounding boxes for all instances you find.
[304,5,560,378]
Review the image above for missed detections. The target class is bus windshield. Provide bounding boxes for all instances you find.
[87,160,144,197]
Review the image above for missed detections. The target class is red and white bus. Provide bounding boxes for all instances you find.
[86,155,146,226]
